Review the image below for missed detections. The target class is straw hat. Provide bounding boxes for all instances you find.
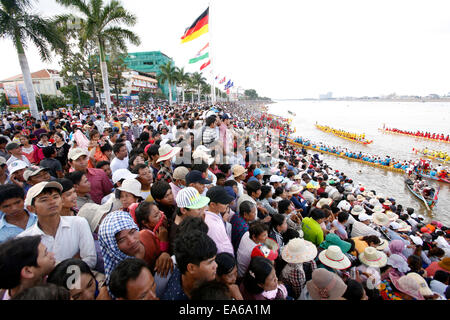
[375,238,389,251]
[232,165,247,178]
[359,247,388,268]
[316,198,332,209]
[372,212,390,226]
[389,273,424,300]
[318,245,351,270]
[397,220,412,233]
[367,191,376,198]
[406,273,433,297]
[288,184,303,196]
[306,269,347,300]
[383,200,392,206]
[372,204,385,213]
[351,205,365,216]
[385,211,399,222]
[347,194,356,202]
[156,144,181,163]
[369,198,379,206]
[356,194,365,202]
[281,238,318,263]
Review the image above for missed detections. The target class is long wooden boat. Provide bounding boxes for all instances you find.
[417,171,450,184]
[316,124,373,145]
[379,128,450,144]
[404,179,438,210]
[287,138,405,174]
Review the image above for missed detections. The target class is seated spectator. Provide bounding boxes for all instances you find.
[66,171,94,210]
[47,258,100,300]
[18,181,97,268]
[0,236,56,299]
[0,184,37,243]
[302,208,327,246]
[237,221,269,278]
[162,230,217,300]
[108,258,158,300]
[239,256,287,300]
[230,201,257,252]
[39,146,63,178]
[205,186,235,256]
[215,252,243,300]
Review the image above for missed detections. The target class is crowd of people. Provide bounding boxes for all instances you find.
[413,148,450,164]
[382,126,450,143]
[0,101,448,301]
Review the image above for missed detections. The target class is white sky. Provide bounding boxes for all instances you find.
[2,0,450,99]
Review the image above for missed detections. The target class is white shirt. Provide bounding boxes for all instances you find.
[110,156,129,173]
[17,216,97,268]
[237,231,258,277]
[6,155,31,166]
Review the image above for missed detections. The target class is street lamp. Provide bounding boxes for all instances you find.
[67,70,84,108]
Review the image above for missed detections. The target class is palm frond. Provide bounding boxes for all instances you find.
[55,0,91,17]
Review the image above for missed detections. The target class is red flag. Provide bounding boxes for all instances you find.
[200,60,210,71]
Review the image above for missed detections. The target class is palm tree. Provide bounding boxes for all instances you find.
[158,61,177,105]
[56,0,140,114]
[191,72,206,104]
[0,0,66,119]
[175,67,190,105]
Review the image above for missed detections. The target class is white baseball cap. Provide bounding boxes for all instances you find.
[68,148,89,161]
[25,181,63,206]
[269,175,283,183]
[8,160,28,175]
[112,168,137,185]
[117,178,143,199]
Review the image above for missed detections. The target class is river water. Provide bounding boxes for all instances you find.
[268,100,450,226]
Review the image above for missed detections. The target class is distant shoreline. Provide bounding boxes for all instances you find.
[273,98,450,102]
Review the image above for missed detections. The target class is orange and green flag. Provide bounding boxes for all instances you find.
[181,7,209,44]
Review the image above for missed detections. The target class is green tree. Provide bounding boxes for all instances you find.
[138,89,152,104]
[60,84,91,106]
[175,67,190,105]
[36,94,67,110]
[0,0,66,119]
[190,72,206,103]
[0,92,7,112]
[56,0,140,114]
[158,61,178,105]
[244,89,258,100]
[109,53,127,105]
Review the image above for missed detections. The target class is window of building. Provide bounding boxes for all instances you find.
[143,61,153,65]
[55,81,61,90]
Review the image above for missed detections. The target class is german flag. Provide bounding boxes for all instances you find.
[181,7,209,44]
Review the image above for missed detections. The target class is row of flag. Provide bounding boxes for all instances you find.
[181,7,235,94]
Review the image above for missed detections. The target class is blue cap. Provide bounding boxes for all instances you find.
[253,168,263,176]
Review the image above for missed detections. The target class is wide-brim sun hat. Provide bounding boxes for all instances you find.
[319,233,352,253]
[376,238,389,251]
[318,245,351,270]
[359,247,388,268]
[316,198,332,209]
[281,238,318,264]
[232,165,247,178]
[369,198,379,206]
[386,211,399,222]
[156,144,181,163]
[372,212,391,226]
[288,184,303,195]
[306,268,347,300]
[351,205,365,215]
[372,205,385,213]
[356,194,365,202]
[389,273,424,300]
[117,178,144,199]
[397,221,412,233]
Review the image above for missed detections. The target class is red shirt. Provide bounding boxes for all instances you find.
[85,168,113,204]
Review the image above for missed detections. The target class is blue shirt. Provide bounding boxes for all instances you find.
[161,267,189,300]
[0,210,37,243]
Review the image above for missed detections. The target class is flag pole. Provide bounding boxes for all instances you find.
[209,1,215,105]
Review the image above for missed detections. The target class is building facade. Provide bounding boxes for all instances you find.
[124,51,177,101]
[0,69,64,107]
